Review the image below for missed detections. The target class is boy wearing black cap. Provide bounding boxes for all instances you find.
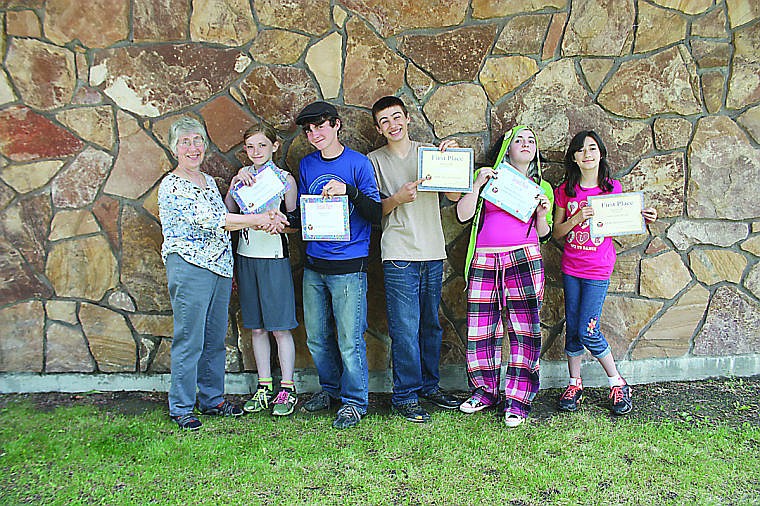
[296,101,381,429]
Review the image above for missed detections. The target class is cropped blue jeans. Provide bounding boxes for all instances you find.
[562,273,611,358]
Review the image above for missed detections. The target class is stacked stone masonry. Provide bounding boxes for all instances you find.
[0,0,758,382]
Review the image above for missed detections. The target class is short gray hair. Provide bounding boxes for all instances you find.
[168,117,209,156]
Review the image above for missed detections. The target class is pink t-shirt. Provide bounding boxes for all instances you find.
[554,180,622,280]
[475,200,539,248]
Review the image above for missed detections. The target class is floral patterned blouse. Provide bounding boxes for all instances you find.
[158,172,232,277]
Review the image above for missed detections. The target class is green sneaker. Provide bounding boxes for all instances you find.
[271,388,298,416]
[244,386,274,413]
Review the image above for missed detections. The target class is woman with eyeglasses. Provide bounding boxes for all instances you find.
[158,117,288,430]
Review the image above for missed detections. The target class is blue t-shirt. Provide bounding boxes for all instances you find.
[297,146,380,261]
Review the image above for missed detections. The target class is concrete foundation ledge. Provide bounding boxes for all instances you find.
[1,355,759,394]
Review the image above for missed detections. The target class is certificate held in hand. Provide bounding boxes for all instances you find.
[230,162,287,214]
[300,195,350,241]
[588,192,646,238]
[417,147,473,193]
[481,162,543,222]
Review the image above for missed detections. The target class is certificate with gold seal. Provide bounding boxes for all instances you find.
[588,192,646,238]
[481,162,544,223]
[417,147,473,193]
[300,195,350,241]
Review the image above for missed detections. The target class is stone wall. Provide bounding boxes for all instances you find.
[1,0,758,389]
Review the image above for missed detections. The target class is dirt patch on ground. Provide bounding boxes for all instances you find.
[1,376,758,426]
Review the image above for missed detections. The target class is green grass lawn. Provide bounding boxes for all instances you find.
[1,398,758,505]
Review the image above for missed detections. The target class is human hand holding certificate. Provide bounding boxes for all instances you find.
[417,147,473,192]
[481,162,543,222]
[588,192,646,238]
[300,195,350,241]
[230,163,286,214]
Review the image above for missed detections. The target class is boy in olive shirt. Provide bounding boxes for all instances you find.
[368,96,460,423]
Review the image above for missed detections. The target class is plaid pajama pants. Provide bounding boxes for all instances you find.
[465,245,544,417]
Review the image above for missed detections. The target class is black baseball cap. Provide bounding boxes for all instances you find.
[295,101,339,125]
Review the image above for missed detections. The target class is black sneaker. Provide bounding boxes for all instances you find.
[302,390,334,412]
[610,383,632,415]
[558,384,583,412]
[172,414,202,430]
[333,404,362,429]
[201,400,243,417]
[420,389,459,409]
[393,402,431,423]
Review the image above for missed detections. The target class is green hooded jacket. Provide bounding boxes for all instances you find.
[462,125,554,283]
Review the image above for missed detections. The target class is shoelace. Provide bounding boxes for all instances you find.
[337,404,360,419]
[254,389,271,409]
[609,385,624,404]
[562,385,582,399]
[273,390,291,405]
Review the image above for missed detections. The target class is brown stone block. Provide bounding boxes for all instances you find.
[472,0,566,18]
[480,56,538,103]
[6,10,41,37]
[134,0,191,42]
[366,332,390,371]
[45,0,129,47]
[495,14,551,55]
[255,0,331,35]
[738,105,760,143]
[51,147,112,209]
[562,0,634,56]
[691,6,728,38]
[0,238,52,306]
[93,195,120,250]
[726,22,760,109]
[46,235,118,301]
[635,1,687,54]
[251,30,309,65]
[199,96,257,153]
[239,66,319,131]
[1,193,51,272]
[653,117,692,150]
[580,59,614,92]
[424,84,487,138]
[609,252,640,293]
[600,295,662,360]
[49,209,100,241]
[148,338,172,373]
[120,206,170,312]
[621,153,685,219]
[694,286,760,356]
[701,71,725,114]
[0,106,84,162]
[0,301,44,372]
[190,0,256,45]
[689,249,747,285]
[542,12,567,61]
[5,38,76,110]
[305,32,343,100]
[726,0,760,28]
[342,0,468,37]
[56,106,115,151]
[692,40,732,68]
[440,311,465,365]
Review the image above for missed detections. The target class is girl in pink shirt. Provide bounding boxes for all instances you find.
[553,131,657,415]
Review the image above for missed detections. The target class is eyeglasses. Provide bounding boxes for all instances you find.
[177,137,205,148]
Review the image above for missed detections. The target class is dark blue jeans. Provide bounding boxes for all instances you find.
[383,260,444,406]
[562,273,611,358]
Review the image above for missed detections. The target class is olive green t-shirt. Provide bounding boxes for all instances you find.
[368,141,447,262]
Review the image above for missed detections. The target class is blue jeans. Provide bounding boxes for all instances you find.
[165,254,232,416]
[383,260,444,406]
[562,273,611,358]
[303,268,369,413]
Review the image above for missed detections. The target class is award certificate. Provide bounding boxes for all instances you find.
[230,163,286,214]
[481,162,543,223]
[417,147,473,193]
[588,192,646,238]
[300,195,350,241]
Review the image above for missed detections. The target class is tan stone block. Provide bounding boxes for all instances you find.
[563,0,634,56]
[399,25,497,83]
[49,209,100,241]
[332,5,348,27]
[650,0,711,14]
[440,312,465,365]
[691,6,728,38]
[344,19,404,107]
[0,69,16,106]
[142,186,160,221]
[687,116,760,220]
[130,314,174,337]
[621,153,685,219]
[580,59,614,92]
[600,295,663,360]
[740,235,760,256]
[148,338,172,373]
[0,301,44,372]
[692,40,732,68]
[745,263,760,299]
[366,332,390,372]
[725,0,760,28]
[609,251,640,293]
[108,291,136,312]
[190,0,256,45]
[342,0,468,37]
[633,284,708,359]
[689,249,747,285]
[6,10,41,37]
[45,300,78,324]
[598,46,700,118]
[46,322,96,373]
[494,14,551,55]
[120,206,170,312]
[472,0,566,18]
[255,0,331,35]
[480,56,538,103]
[667,219,748,250]
[694,286,760,355]
[133,0,191,42]
[646,237,669,255]
[635,2,687,54]
[80,303,136,372]
[0,13,4,57]
[51,147,112,209]
[104,113,170,199]
[640,251,691,299]
[93,195,121,250]
[406,63,434,101]
[46,235,118,301]
[541,285,565,328]
[239,66,319,131]
[653,117,692,150]
[441,275,467,323]
[45,0,129,47]
[737,105,760,143]
[306,32,343,100]
[250,29,309,65]
[1,160,64,194]
[727,23,760,109]
[56,106,115,151]
[424,84,487,138]
[613,233,647,253]
[5,38,76,110]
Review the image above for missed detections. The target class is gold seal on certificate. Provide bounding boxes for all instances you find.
[417,147,473,193]
[300,195,350,241]
[481,162,543,222]
[588,192,646,238]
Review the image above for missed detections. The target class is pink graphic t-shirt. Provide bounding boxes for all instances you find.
[554,180,622,280]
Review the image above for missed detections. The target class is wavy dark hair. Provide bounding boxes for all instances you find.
[562,130,614,197]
